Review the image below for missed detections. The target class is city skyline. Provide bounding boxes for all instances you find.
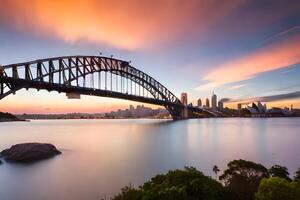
[1,0,300,113]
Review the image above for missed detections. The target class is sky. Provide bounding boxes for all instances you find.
[0,0,300,114]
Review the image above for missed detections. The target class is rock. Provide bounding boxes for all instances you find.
[1,143,61,163]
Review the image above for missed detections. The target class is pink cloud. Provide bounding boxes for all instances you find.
[0,0,244,50]
[196,33,300,91]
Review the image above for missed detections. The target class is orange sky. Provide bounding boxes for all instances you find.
[0,0,300,113]
[0,89,161,114]
[0,0,244,50]
[196,34,300,91]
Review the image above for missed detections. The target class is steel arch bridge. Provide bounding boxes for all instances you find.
[0,55,199,119]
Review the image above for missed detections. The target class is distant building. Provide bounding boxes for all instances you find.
[129,105,134,112]
[241,101,291,117]
[206,98,210,108]
[212,93,217,110]
[181,93,188,105]
[218,101,223,110]
[197,98,202,107]
[237,103,242,110]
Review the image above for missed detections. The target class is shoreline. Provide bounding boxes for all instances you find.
[5,116,300,121]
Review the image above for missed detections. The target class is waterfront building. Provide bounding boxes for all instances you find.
[197,98,202,107]
[129,105,134,112]
[237,103,242,110]
[212,93,217,110]
[218,101,223,110]
[206,98,210,108]
[181,93,188,105]
[241,102,293,117]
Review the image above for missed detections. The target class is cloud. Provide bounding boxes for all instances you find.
[196,33,300,91]
[261,25,300,45]
[229,84,246,90]
[229,90,300,104]
[282,68,296,74]
[0,0,244,50]
[219,98,231,103]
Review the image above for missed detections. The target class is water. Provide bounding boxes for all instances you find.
[0,118,299,200]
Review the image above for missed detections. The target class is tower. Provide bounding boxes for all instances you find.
[181,93,188,106]
[197,98,202,107]
[180,92,188,118]
[212,92,217,110]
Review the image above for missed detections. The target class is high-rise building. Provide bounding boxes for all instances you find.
[197,98,202,107]
[206,98,210,108]
[212,93,217,110]
[181,93,188,105]
[218,101,223,110]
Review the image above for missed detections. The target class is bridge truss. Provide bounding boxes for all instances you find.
[0,56,186,118]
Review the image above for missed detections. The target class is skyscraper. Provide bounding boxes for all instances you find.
[197,98,202,107]
[181,93,188,106]
[218,101,223,110]
[206,98,210,108]
[212,92,217,110]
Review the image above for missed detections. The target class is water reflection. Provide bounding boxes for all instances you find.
[0,118,300,200]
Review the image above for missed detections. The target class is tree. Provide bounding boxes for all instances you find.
[255,177,300,200]
[219,159,268,200]
[213,165,220,180]
[110,185,141,200]
[294,168,300,182]
[269,165,291,181]
[112,167,234,200]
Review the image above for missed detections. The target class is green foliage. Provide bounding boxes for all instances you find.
[111,162,300,200]
[111,167,233,200]
[219,159,268,200]
[294,168,300,182]
[268,165,291,181]
[255,177,300,200]
[111,185,142,200]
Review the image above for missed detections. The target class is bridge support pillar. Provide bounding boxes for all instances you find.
[181,106,189,119]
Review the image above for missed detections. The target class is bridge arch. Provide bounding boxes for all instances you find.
[0,56,184,118]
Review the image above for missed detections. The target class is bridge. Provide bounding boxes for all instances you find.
[0,55,219,119]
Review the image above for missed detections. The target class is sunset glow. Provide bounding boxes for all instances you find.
[0,0,300,113]
[197,34,300,90]
[0,0,244,50]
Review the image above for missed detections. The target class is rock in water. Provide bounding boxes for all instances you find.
[1,143,61,163]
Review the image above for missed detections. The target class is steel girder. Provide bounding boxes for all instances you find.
[0,56,184,118]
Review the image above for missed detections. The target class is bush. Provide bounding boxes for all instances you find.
[255,177,300,200]
[294,168,300,183]
[111,167,233,200]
